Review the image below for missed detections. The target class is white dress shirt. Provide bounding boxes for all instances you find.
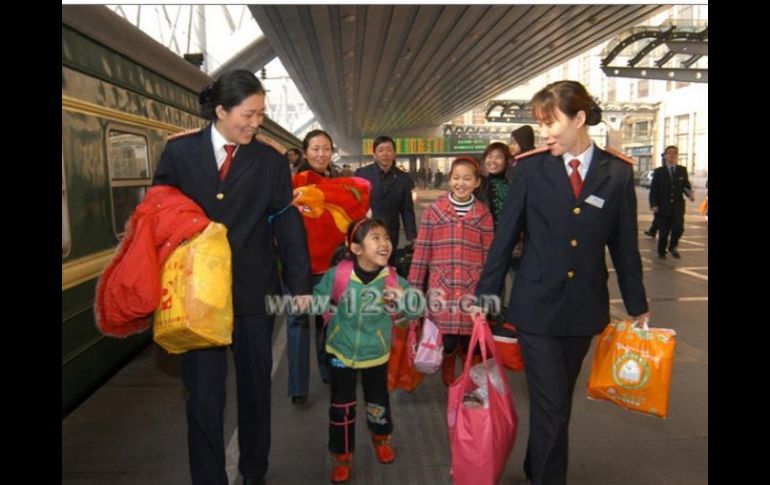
[211,125,239,170]
[562,142,595,181]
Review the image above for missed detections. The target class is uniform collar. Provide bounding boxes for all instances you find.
[562,142,594,176]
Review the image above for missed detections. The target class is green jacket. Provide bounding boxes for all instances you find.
[313,264,421,369]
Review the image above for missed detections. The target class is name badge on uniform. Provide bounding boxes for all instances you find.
[585,195,605,209]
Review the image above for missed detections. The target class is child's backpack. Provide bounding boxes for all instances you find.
[321,259,400,327]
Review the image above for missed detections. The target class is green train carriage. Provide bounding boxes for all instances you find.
[62,5,299,415]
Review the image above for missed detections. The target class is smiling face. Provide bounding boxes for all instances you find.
[305,133,333,173]
[484,148,507,175]
[351,225,392,271]
[449,162,481,202]
[214,93,265,145]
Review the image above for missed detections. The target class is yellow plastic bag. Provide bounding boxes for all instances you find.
[587,320,676,418]
[153,222,233,354]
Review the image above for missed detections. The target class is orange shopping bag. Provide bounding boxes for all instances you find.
[387,321,424,392]
[698,196,708,215]
[587,320,676,418]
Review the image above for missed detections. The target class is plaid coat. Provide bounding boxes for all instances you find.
[407,194,494,334]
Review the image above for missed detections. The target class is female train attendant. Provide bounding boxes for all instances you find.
[473,80,650,485]
[153,69,311,485]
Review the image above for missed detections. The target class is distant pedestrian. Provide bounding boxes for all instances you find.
[649,145,694,259]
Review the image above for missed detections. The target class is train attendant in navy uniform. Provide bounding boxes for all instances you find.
[153,69,312,485]
[473,80,650,485]
[649,145,694,259]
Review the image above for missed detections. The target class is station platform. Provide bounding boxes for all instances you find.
[63,188,707,484]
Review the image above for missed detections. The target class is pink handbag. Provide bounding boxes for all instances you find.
[413,317,443,374]
[447,316,518,485]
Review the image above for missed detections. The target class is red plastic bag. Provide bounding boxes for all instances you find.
[491,321,524,372]
[387,321,424,392]
[447,316,518,485]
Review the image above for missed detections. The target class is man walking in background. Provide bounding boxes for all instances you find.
[649,145,694,259]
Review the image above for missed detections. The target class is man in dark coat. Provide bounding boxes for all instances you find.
[649,145,694,259]
[354,135,417,264]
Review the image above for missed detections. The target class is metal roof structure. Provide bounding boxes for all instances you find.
[247,4,666,153]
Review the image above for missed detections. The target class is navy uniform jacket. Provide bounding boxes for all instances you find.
[354,163,417,245]
[475,147,648,336]
[649,165,692,217]
[153,124,311,316]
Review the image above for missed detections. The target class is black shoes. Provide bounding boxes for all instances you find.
[242,476,266,485]
[644,230,656,238]
[657,253,666,259]
[291,395,308,404]
[670,249,681,259]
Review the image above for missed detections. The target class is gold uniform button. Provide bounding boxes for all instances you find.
[216,193,225,200]
[570,239,578,247]
[567,270,575,279]
[573,207,581,215]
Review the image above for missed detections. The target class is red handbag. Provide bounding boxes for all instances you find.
[491,321,524,372]
[448,316,518,485]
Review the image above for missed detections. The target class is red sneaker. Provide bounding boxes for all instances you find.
[331,453,352,483]
[372,434,395,464]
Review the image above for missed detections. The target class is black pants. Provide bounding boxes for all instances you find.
[328,362,392,454]
[657,213,684,255]
[518,330,593,485]
[442,334,481,356]
[181,314,275,484]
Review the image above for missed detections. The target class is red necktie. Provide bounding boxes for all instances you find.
[219,144,237,181]
[568,159,583,198]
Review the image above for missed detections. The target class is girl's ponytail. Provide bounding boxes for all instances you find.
[329,243,352,267]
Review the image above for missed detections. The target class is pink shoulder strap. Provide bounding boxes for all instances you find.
[331,259,354,303]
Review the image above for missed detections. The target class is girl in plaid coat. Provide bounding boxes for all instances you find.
[407,157,495,386]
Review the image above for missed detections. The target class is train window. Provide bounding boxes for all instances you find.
[106,127,151,237]
[108,131,150,179]
[62,153,71,259]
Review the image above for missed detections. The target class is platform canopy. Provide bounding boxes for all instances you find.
[247,4,665,153]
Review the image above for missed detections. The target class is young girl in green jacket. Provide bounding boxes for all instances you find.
[313,218,421,483]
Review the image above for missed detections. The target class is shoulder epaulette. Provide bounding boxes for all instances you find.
[514,146,549,161]
[166,127,202,142]
[604,147,636,165]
